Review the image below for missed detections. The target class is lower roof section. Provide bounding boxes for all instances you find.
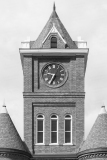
[78,147,107,160]
[0,148,31,159]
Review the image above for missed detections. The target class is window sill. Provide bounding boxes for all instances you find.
[63,143,73,145]
[35,143,45,146]
[49,143,59,145]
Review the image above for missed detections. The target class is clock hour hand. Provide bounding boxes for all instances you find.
[48,73,55,84]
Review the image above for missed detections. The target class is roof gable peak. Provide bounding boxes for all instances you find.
[42,23,66,44]
[31,4,77,49]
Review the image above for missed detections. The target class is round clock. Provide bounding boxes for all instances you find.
[42,62,68,88]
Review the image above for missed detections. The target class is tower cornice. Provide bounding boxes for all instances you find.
[20,48,89,73]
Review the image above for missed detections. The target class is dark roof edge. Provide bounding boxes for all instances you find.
[78,147,107,159]
[0,148,32,158]
[32,153,77,159]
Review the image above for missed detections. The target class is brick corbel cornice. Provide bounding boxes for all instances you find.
[23,92,85,98]
[78,147,107,160]
[0,148,32,159]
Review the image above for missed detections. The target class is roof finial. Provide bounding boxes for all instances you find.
[53,2,56,11]
[0,101,8,114]
[99,105,107,115]
[3,99,6,107]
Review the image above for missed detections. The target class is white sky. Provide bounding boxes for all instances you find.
[0,0,107,140]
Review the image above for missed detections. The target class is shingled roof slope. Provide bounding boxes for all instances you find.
[80,106,107,152]
[0,105,27,152]
[31,5,77,49]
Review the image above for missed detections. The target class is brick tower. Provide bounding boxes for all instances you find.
[20,4,89,160]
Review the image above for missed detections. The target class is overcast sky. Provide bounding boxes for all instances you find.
[0,0,107,140]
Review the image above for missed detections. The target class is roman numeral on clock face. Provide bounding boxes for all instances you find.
[53,65,55,68]
[53,81,55,85]
[48,66,51,70]
[60,77,63,81]
[45,78,48,81]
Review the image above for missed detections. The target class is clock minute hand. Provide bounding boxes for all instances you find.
[47,73,54,75]
[48,73,55,84]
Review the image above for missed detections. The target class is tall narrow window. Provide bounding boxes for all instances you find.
[51,115,58,144]
[51,37,57,48]
[64,115,72,144]
[37,115,44,144]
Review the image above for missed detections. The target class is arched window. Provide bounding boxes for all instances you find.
[37,114,44,144]
[64,115,72,144]
[50,114,58,143]
[51,37,57,48]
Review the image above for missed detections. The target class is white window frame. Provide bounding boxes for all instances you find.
[36,114,44,145]
[50,114,58,145]
[64,115,72,145]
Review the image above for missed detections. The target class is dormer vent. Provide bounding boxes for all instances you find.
[51,36,57,48]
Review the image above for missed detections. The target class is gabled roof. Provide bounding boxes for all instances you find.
[0,105,27,152]
[80,106,107,152]
[31,4,77,49]
[42,23,67,45]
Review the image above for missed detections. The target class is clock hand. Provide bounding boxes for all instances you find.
[48,74,55,84]
[47,73,55,75]
[44,72,54,76]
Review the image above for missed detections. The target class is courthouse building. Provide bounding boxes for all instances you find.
[0,4,107,160]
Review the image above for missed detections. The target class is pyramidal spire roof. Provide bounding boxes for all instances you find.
[31,4,77,49]
[80,106,107,152]
[0,105,27,152]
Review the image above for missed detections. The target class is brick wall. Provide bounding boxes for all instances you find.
[76,56,84,92]
[23,53,85,155]
[23,56,32,92]
[24,98,33,153]
[24,96,84,154]
[33,104,76,153]
[23,55,84,93]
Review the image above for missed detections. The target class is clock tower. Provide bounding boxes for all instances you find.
[20,4,89,160]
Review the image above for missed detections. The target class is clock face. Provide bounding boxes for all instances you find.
[42,63,68,88]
